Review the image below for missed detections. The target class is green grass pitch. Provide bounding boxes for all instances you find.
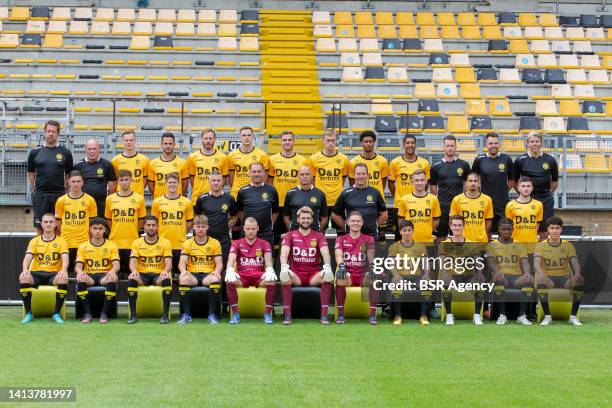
[1,307,611,407]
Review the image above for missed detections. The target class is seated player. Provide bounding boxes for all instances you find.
[486,218,534,326]
[127,215,173,324]
[279,206,334,325]
[387,220,431,326]
[224,217,277,324]
[74,218,120,324]
[438,215,487,326]
[534,216,584,326]
[177,215,223,325]
[334,211,378,325]
[19,213,69,324]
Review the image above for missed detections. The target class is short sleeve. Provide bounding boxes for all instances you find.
[485,197,494,219]
[185,200,194,221]
[110,242,119,261]
[212,239,222,256]
[236,190,244,212]
[397,196,406,217]
[388,160,397,181]
[268,158,276,177]
[512,158,522,182]
[423,160,431,180]
[27,149,36,172]
[461,162,471,180]
[536,201,543,222]
[567,242,577,259]
[227,153,236,171]
[318,232,328,247]
[219,155,229,176]
[380,158,389,179]
[449,196,459,216]
[142,156,150,179]
[58,238,69,254]
[146,161,156,182]
[260,153,270,170]
[106,160,117,181]
[26,238,36,255]
[348,158,356,179]
[281,232,292,247]
[471,157,481,174]
[89,196,98,217]
[138,195,147,218]
[229,197,238,216]
[163,241,173,257]
[505,202,513,220]
[180,160,189,180]
[130,240,140,258]
[376,190,386,212]
[187,155,196,177]
[432,196,441,218]
[334,236,343,251]
[430,164,438,186]
[262,240,272,254]
[65,149,74,173]
[229,240,239,254]
[506,155,514,181]
[151,199,160,219]
[104,196,112,219]
[55,197,64,220]
[320,194,329,216]
[76,243,85,264]
[341,155,349,177]
[549,156,559,182]
[332,191,346,215]
[271,188,279,213]
[181,240,192,256]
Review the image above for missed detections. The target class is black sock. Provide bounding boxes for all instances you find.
[571,290,583,316]
[54,284,68,314]
[393,301,402,318]
[420,301,428,317]
[180,285,192,315]
[161,279,172,317]
[519,302,527,316]
[20,283,32,314]
[128,279,138,317]
[494,285,505,315]
[443,293,452,315]
[209,282,221,316]
[101,282,117,316]
[474,293,484,315]
[76,282,91,316]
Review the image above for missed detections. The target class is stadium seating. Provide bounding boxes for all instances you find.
[26,286,66,318]
[335,287,371,319]
[130,286,168,318]
[234,287,266,318]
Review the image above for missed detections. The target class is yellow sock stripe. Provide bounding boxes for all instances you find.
[77,290,88,296]
[104,291,116,297]
[56,289,68,295]
[162,286,172,291]
[179,286,191,292]
[127,287,138,293]
[20,288,32,293]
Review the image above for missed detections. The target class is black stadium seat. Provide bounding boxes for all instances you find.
[567,117,589,132]
[477,68,498,81]
[154,36,173,48]
[21,33,41,46]
[31,7,50,19]
[422,116,444,131]
[365,67,385,81]
[382,39,401,51]
[418,99,439,114]
[544,69,566,84]
[498,12,516,24]
[375,115,398,133]
[378,137,399,149]
[582,100,604,114]
[522,69,544,84]
[519,116,541,131]
[580,15,598,28]
[241,23,259,35]
[600,15,612,28]
[402,38,422,52]
[559,16,579,27]
[488,40,508,52]
[399,115,422,132]
[144,108,165,113]
[241,10,259,22]
[326,114,348,130]
[429,53,449,65]
[470,116,493,130]
[168,92,189,97]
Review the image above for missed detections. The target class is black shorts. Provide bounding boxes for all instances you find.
[32,191,62,228]
[192,272,211,286]
[68,248,78,274]
[31,271,58,288]
[118,249,131,278]
[171,250,181,279]
[550,275,570,288]
[88,272,108,286]
[434,210,450,238]
[140,272,161,286]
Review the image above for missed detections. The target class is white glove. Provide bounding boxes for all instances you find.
[225,267,240,283]
[280,264,293,283]
[262,266,277,282]
[321,264,334,282]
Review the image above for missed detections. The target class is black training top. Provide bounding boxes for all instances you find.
[333,185,386,238]
[513,152,559,198]
[27,145,74,193]
[430,158,471,208]
[472,153,514,212]
[194,192,238,240]
[283,186,328,231]
[236,183,279,235]
[74,158,117,204]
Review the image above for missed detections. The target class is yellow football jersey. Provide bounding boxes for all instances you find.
[505,198,543,243]
[349,154,389,199]
[76,239,119,274]
[26,235,69,273]
[111,153,149,195]
[387,240,428,276]
[227,147,270,197]
[55,193,98,248]
[449,193,494,243]
[307,150,349,205]
[438,238,479,275]
[486,239,529,276]
[269,153,307,206]
[397,193,442,243]
[104,192,147,249]
[388,156,430,207]
[130,236,173,273]
[147,155,189,199]
[188,149,229,203]
[151,195,194,250]
[534,240,577,277]
[181,236,222,273]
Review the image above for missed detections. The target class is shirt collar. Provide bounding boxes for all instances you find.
[298,185,314,191]
[486,152,500,159]
[442,156,457,162]
[527,151,542,158]
[87,156,101,163]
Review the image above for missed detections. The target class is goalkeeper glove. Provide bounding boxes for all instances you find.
[280,264,293,283]
[336,263,348,280]
[262,266,277,282]
[225,267,240,283]
[321,264,334,282]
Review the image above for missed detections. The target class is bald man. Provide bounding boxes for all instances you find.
[283,165,328,231]
[74,139,117,216]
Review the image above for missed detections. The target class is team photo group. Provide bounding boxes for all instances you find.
[20,119,584,327]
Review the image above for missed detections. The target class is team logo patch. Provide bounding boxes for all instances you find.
[178,201,184,207]
[81,201,86,206]
[173,163,177,167]
[543,163,549,170]
[103,248,108,254]
[336,159,341,164]
[480,201,485,207]
[221,203,229,211]
[205,247,211,253]
[56,154,63,161]
[374,161,380,168]
[366,194,373,202]
[310,196,318,203]
[457,168,464,176]
[252,155,257,161]
[97,168,104,175]
[499,163,505,171]
[214,158,219,163]
[531,205,536,210]
[136,160,140,165]
[262,192,269,200]
[255,249,263,257]
[156,246,161,251]
[426,199,431,204]
[52,243,57,248]
[131,199,135,204]
[360,243,367,252]
[310,239,317,247]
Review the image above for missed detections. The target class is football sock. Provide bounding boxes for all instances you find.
[368,286,378,317]
[226,283,239,313]
[54,283,68,314]
[20,283,32,314]
[179,286,193,315]
[266,284,277,315]
[335,285,346,313]
[161,279,172,316]
[320,282,332,316]
[76,282,91,316]
[101,282,116,316]
[127,279,139,317]
[209,282,221,316]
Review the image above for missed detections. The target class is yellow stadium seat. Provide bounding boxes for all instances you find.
[539,14,559,27]
[240,37,259,52]
[43,34,63,48]
[338,38,358,52]
[357,25,376,38]
[482,25,502,40]
[218,37,237,51]
[543,117,566,134]
[457,12,476,26]
[198,10,216,23]
[448,115,470,134]
[432,67,454,82]
[130,36,150,50]
[489,99,512,116]
[441,25,460,39]
[158,9,176,22]
[396,12,414,25]
[536,100,558,116]
[91,21,110,35]
[461,25,481,40]
[415,83,436,98]
[399,25,418,38]
[51,7,71,21]
[68,20,88,35]
[509,39,529,53]
[342,67,363,82]
[478,13,497,26]
[355,11,373,25]
[455,67,476,83]
[502,138,525,152]
[131,286,169,318]
[375,11,394,25]
[10,6,29,21]
[117,8,135,22]
[334,11,353,25]
[438,12,456,26]
[176,23,195,36]
[219,9,237,23]
[416,12,435,26]
[312,11,330,25]
[371,99,394,115]
[518,13,537,26]
[95,8,114,21]
[437,83,459,98]
[218,23,236,37]
[558,100,581,116]
[316,38,336,52]
[177,9,196,22]
[466,99,488,116]
[336,25,355,38]
[460,83,481,99]
[584,155,608,172]
[378,25,397,39]
[420,25,439,39]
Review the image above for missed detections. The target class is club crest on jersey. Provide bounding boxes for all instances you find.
[81,201,86,206]
[255,249,263,257]
[262,192,269,200]
[156,246,161,251]
[56,154,63,161]
[366,194,373,202]
[205,247,211,253]
[310,239,317,247]
[531,205,536,210]
[214,158,219,163]
[310,196,318,203]
[52,243,57,248]
[131,199,135,204]
[360,243,367,252]
[543,163,549,170]
[336,159,341,164]
[457,168,464,176]
[103,248,108,254]
[426,199,431,204]
[172,163,177,168]
[480,201,486,207]
[498,163,505,171]
[96,168,104,175]
[221,203,229,211]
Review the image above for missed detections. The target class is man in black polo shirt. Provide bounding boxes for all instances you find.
[471,132,514,235]
[74,139,117,217]
[332,163,388,240]
[194,170,238,267]
[283,165,328,231]
[27,120,74,230]
[430,135,471,240]
[513,132,559,235]
[236,162,279,245]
